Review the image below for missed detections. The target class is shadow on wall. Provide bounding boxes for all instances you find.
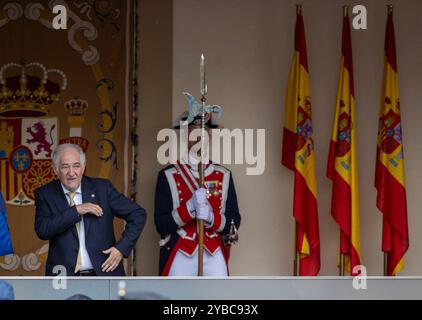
[67,291,168,300]
[120,291,169,300]
[66,294,93,300]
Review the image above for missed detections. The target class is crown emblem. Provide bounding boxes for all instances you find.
[0,61,67,117]
[64,97,88,129]
[64,97,88,116]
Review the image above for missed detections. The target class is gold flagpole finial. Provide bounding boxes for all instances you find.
[296,4,302,15]
[343,5,349,17]
[387,4,394,14]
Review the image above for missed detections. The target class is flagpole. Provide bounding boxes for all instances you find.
[197,54,207,276]
[296,3,302,15]
[343,4,348,18]
[293,3,302,277]
[381,0,386,271]
[339,252,345,276]
[338,5,349,277]
[294,224,300,276]
[339,228,345,276]
[383,4,393,278]
[384,253,388,276]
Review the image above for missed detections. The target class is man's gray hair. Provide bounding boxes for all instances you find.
[52,143,86,171]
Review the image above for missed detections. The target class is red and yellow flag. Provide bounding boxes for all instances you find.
[375,8,409,276]
[327,11,361,275]
[282,7,320,276]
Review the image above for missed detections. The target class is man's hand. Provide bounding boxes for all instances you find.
[101,247,123,272]
[75,203,103,217]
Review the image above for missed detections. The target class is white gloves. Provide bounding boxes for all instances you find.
[187,188,207,209]
[196,203,212,222]
[187,188,213,223]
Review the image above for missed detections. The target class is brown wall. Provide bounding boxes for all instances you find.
[137,0,422,275]
[136,0,172,275]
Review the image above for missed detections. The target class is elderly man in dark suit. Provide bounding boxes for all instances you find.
[35,143,146,276]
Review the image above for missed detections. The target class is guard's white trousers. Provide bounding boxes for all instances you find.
[168,248,228,276]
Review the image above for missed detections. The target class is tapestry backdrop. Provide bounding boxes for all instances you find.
[0,0,137,275]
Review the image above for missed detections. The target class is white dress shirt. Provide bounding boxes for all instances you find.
[61,184,94,271]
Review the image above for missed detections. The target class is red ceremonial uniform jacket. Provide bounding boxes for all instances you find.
[154,163,241,276]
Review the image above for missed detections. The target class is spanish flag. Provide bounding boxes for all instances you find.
[375,7,409,276]
[327,9,361,275]
[282,6,320,276]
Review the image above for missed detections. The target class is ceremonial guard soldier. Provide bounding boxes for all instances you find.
[154,111,241,276]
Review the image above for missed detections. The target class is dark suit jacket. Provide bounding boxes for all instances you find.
[34,176,146,276]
